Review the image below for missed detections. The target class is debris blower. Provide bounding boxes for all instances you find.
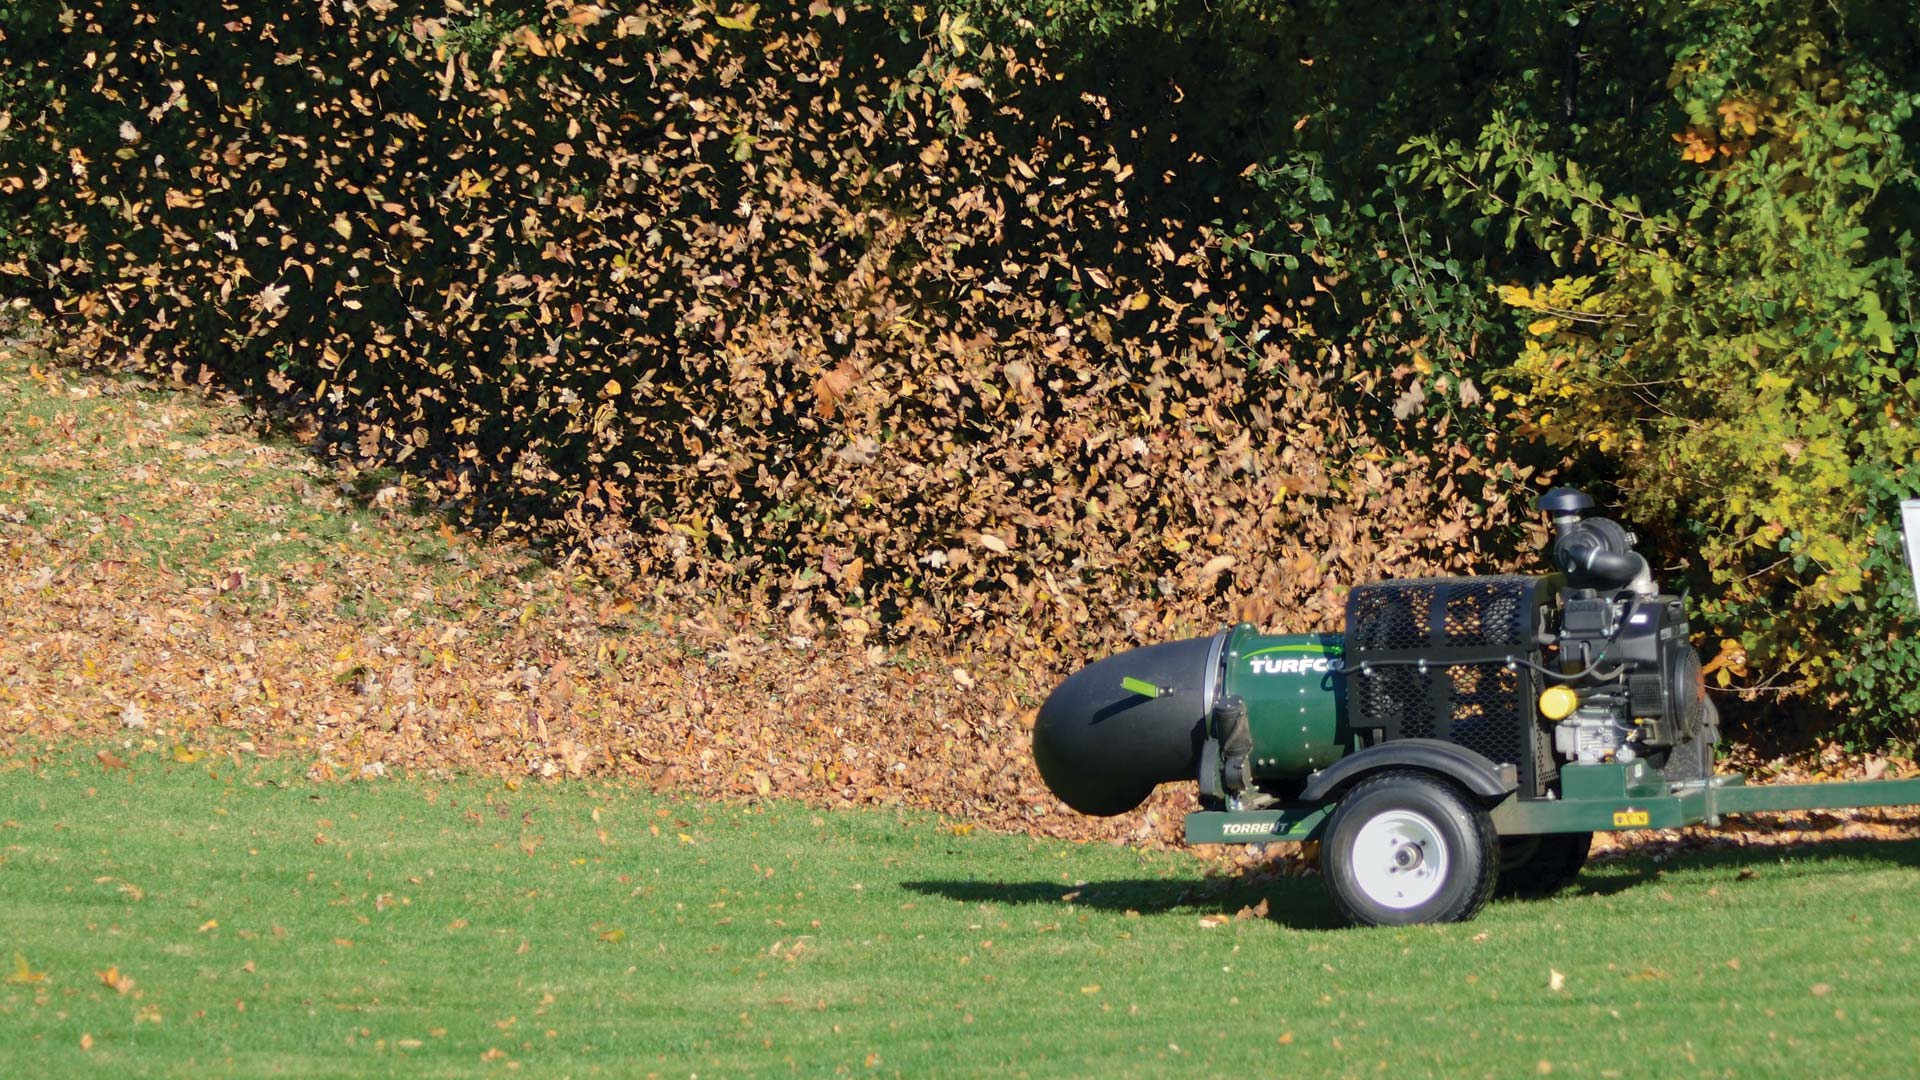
[1033,489,1727,925]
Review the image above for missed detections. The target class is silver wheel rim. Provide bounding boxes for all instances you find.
[1350,809,1449,909]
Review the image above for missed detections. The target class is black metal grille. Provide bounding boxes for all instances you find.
[1355,666,1435,739]
[1442,578,1530,648]
[1348,584,1432,652]
[1345,575,1556,796]
[1443,664,1520,763]
[1629,672,1666,717]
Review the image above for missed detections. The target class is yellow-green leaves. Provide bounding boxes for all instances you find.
[1486,25,1918,719]
[713,5,758,30]
[6,954,47,985]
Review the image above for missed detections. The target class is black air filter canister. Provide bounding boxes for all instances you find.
[1032,636,1218,816]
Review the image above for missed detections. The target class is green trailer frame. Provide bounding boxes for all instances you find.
[1186,760,1920,845]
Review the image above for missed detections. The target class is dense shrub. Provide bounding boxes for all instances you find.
[1402,1,1920,737]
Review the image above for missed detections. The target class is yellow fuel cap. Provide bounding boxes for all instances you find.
[1538,685,1579,720]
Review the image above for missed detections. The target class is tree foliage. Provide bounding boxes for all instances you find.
[1404,1,1920,735]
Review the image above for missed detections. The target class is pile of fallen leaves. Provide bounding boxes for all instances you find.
[0,332,1186,844]
[7,331,1919,858]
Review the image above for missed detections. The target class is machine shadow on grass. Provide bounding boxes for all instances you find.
[907,834,1920,929]
[902,872,1347,931]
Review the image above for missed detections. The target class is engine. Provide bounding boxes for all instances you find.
[1534,487,1714,773]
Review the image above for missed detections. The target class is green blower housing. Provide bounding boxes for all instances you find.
[1032,629,1348,816]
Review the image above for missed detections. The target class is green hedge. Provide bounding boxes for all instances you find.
[1399,0,1920,740]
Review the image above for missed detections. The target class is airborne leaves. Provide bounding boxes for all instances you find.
[0,0,1532,675]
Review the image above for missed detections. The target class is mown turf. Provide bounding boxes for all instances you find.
[2,753,1917,1078]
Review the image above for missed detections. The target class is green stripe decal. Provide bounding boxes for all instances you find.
[1239,643,1344,659]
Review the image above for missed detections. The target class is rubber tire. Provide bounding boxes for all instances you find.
[1495,831,1592,898]
[1319,770,1499,927]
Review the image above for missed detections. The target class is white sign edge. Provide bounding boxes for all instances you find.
[1902,498,1920,611]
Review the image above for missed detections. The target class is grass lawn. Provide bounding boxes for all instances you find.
[3,753,1918,1078]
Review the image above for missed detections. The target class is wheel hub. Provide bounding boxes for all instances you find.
[1350,809,1450,909]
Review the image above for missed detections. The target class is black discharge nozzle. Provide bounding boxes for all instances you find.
[1031,636,1215,816]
